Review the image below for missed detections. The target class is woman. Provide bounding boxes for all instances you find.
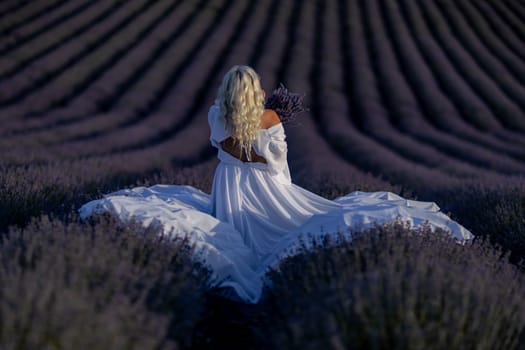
[209,65,341,262]
[79,65,473,303]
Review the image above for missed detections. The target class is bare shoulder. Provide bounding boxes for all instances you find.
[260,109,281,129]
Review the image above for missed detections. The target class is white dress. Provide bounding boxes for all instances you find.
[79,103,473,303]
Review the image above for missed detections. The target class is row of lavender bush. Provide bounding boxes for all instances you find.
[0,215,210,349]
[1,213,523,349]
[260,221,525,349]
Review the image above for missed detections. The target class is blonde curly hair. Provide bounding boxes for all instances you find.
[216,65,265,160]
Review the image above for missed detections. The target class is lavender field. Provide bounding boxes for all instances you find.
[1,0,524,348]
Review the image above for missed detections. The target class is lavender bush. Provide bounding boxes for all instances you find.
[434,182,525,264]
[0,215,210,350]
[260,221,525,350]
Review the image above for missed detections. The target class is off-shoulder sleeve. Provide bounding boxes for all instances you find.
[254,124,292,184]
[208,104,231,148]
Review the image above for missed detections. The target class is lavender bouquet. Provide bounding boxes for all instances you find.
[264,83,308,124]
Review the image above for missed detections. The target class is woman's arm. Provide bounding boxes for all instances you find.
[260,109,281,129]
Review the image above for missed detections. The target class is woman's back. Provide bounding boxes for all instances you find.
[208,104,291,179]
[218,109,281,163]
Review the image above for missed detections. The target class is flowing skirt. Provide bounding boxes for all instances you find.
[79,162,473,303]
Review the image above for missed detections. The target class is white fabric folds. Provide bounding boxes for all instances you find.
[79,104,473,303]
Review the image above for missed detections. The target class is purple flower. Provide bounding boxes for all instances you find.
[264,83,308,124]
